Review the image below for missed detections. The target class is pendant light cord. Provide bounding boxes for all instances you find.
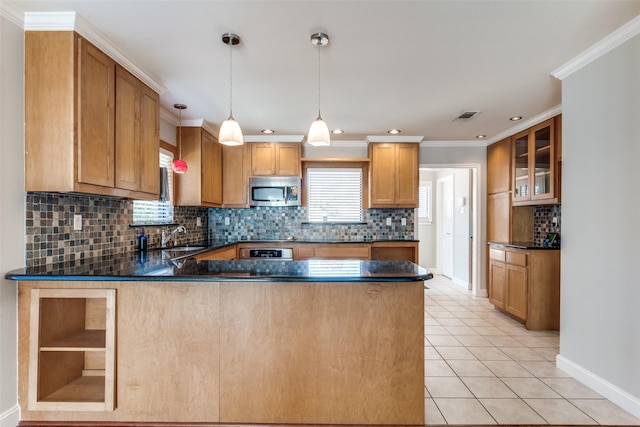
[317,44,321,119]
[229,39,233,119]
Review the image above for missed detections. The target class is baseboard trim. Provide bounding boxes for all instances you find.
[556,354,640,418]
[451,277,470,290]
[0,404,19,427]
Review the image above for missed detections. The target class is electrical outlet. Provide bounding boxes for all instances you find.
[401,218,407,226]
[386,217,392,226]
[224,217,230,226]
[552,216,558,227]
[196,217,202,226]
[73,214,82,231]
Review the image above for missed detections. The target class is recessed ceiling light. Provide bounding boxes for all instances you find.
[509,116,522,121]
[261,129,275,134]
[332,129,344,134]
[476,135,486,139]
[387,129,401,135]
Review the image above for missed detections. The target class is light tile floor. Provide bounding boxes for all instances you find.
[424,275,640,425]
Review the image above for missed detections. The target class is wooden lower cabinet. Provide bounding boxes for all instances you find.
[192,245,237,261]
[371,241,418,263]
[297,243,370,260]
[487,246,560,330]
[18,279,423,424]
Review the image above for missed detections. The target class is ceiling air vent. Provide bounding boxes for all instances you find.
[455,111,481,120]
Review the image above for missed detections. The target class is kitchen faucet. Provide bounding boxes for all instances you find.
[161,226,187,248]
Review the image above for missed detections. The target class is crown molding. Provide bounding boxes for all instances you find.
[244,135,305,143]
[484,105,562,146]
[366,135,424,143]
[23,11,168,95]
[552,14,640,80]
[0,2,25,26]
[420,140,488,148]
[159,107,178,126]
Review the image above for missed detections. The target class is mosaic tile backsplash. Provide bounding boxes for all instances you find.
[208,206,415,242]
[26,193,209,267]
[533,204,561,245]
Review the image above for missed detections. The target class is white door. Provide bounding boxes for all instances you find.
[439,175,454,278]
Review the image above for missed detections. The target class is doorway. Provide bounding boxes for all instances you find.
[417,165,483,296]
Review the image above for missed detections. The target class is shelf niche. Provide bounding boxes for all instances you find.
[28,288,116,411]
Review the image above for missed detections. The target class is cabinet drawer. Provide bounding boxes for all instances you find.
[489,248,505,262]
[506,251,527,266]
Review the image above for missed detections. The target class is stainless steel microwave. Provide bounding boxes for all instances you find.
[249,177,301,207]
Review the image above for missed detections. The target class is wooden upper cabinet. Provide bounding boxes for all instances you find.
[115,66,160,195]
[369,143,419,208]
[77,39,116,189]
[512,118,558,205]
[25,31,159,199]
[174,127,222,207]
[201,130,222,205]
[250,143,301,177]
[487,137,511,195]
[222,145,250,207]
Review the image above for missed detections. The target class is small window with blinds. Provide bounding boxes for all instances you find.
[133,149,174,223]
[418,181,432,224]
[307,167,362,222]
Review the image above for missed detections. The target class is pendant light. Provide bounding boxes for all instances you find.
[219,33,244,146]
[307,32,330,147]
[172,103,188,174]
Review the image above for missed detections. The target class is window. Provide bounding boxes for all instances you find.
[133,148,174,223]
[418,181,432,224]
[307,167,363,222]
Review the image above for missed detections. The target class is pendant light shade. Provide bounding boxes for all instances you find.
[308,116,330,146]
[307,32,330,147]
[219,116,244,146]
[219,33,243,146]
[172,103,188,174]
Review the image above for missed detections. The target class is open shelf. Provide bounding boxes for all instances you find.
[41,329,106,351]
[28,288,116,411]
[40,375,105,403]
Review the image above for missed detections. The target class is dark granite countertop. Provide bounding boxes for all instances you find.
[488,241,560,250]
[5,245,432,282]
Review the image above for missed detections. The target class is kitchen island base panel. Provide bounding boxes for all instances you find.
[18,280,424,425]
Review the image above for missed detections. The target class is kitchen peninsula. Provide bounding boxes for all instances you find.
[7,249,431,426]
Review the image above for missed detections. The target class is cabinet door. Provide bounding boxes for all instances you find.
[251,143,276,176]
[512,130,530,202]
[530,120,554,201]
[77,38,116,188]
[138,84,160,195]
[487,138,511,194]
[506,264,527,320]
[488,260,506,309]
[487,192,511,242]
[201,130,222,206]
[394,144,419,207]
[275,143,301,176]
[222,145,249,207]
[114,66,140,192]
[369,144,396,206]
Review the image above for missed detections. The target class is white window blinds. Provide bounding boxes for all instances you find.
[418,182,432,223]
[307,168,362,222]
[133,149,174,223]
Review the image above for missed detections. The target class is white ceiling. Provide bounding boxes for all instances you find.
[6,0,640,145]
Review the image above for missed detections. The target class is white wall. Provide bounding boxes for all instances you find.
[558,32,640,416]
[0,14,24,427]
[418,169,436,269]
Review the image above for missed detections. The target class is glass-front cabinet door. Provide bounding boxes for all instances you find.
[531,120,554,200]
[511,117,557,205]
[513,132,530,202]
